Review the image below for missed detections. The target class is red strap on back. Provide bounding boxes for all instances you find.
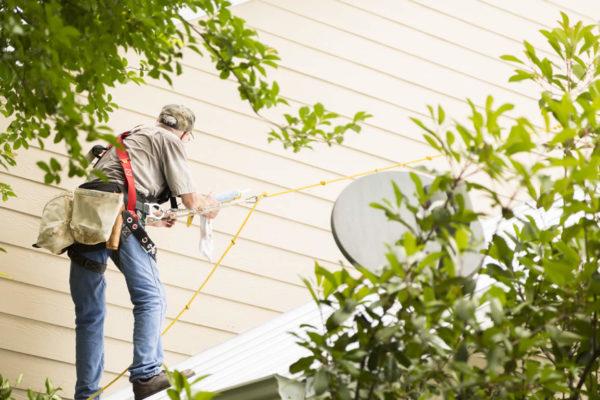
[115,132,137,215]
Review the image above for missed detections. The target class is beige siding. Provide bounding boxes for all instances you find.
[0,0,590,397]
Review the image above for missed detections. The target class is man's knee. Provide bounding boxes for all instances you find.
[131,285,166,312]
[74,303,106,331]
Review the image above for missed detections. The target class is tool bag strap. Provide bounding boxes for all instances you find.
[115,131,138,216]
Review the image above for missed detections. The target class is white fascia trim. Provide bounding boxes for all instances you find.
[179,0,252,21]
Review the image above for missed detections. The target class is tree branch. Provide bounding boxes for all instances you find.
[570,348,600,400]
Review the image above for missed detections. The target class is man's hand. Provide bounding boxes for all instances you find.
[147,216,177,228]
[181,192,221,219]
[198,194,220,219]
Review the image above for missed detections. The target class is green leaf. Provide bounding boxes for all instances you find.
[402,231,418,256]
[455,227,469,251]
[509,70,535,82]
[549,127,577,146]
[454,341,469,362]
[543,260,573,286]
[500,54,524,64]
[193,392,215,400]
[355,264,379,284]
[454,298,475,321]
[437,105,446,124]
[289,356,314,373]
[312,369,329,395]
[49,158,61,171]
[375,326,398,343]
[488,298,504,324]
[409,172,425,203]
[326,300,356,330]
[410,117,436,135]
[167,389,181,400]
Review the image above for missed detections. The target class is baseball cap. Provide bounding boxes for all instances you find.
[158,104,196,132]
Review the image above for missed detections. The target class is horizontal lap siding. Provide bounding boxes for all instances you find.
[0,0,584,397]
[241,1,541,116]
[546,0,600,17]
[0,348,120,399]
[9,388,30,400]
[0,276,234,355]
[0,312,187,375]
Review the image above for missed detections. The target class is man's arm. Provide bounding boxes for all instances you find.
[147,192,219,228]
[181,192,220,219]
[157,134,220,219]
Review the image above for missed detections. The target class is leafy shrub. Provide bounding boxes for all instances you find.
[291,13,600,400]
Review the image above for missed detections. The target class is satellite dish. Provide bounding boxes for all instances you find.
[331,171,484,275]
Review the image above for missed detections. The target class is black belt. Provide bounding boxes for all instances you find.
[68,243,107,274]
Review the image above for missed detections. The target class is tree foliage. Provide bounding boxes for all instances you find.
[165,369,215,400]
[0,371,212,400]
[0,375,61,400]
[291,13,600,400]
[0,0,370,189]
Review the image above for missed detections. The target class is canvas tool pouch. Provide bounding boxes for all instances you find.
[34,191,75,255]
[70,188,124,245]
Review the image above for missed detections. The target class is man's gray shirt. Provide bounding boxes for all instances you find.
[92,125,197,200]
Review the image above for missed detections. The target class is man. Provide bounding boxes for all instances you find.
[69,105,218,400]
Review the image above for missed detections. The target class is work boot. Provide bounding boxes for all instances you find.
[132,369,195,400]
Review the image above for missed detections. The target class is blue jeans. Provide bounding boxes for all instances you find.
[69,230,166,400]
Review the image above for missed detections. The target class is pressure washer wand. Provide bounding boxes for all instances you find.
[144,190,255,224]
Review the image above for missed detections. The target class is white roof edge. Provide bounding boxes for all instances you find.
[104,301,320,400]
[179,0,252,21]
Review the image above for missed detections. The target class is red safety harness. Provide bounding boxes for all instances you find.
[112,131,157,255]
[115,131,137,217]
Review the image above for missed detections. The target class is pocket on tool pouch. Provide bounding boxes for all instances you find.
[34,191,75,255]
[70,188,124,245]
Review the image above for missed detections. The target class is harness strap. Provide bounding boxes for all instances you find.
[115,132,137,216]
[123,210,157,257]
[111,131,156,257]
